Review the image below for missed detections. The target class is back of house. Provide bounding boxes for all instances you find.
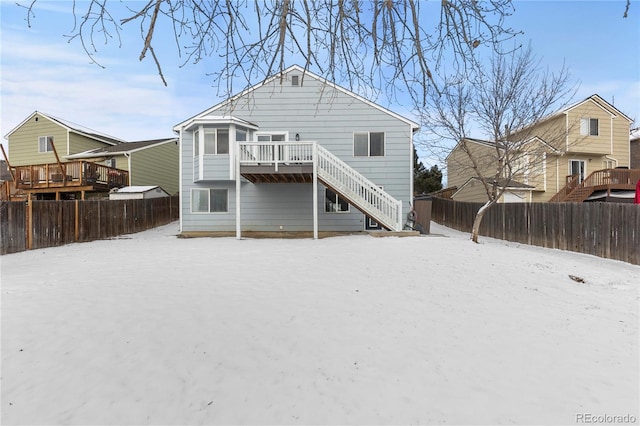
[174,65,419,235]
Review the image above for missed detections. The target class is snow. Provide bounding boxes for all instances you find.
[1,222,638,425]
[112,186,159,193]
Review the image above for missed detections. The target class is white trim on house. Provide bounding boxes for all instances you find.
[4,111,125,145]
[172,65,420,132]
[65,138,178,159]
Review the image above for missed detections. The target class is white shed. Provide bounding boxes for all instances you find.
[109,186,169,200]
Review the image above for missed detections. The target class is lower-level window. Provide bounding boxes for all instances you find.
[191,188,228,213]
[325,188,349,212]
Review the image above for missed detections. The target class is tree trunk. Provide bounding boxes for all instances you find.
[471,200,493,243]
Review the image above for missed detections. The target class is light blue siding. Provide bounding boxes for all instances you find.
[179,68,415,232]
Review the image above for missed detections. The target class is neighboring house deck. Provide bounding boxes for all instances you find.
[549,168,640,203]
[446,94,637,204]
[174,65,419,237]
[2,112,178,200]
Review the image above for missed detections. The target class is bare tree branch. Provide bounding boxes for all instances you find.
[419,45,577,242]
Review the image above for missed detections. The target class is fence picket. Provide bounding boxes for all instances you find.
[1,196,179,255]
[431,198,640,265]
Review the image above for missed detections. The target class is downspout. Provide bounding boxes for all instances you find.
[124,153,131,185]
[610,115,614,156]
[177,129,183,232]
[565,112,569,152]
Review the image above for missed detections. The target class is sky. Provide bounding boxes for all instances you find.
[1,1,639,166]
[2,220,638,424]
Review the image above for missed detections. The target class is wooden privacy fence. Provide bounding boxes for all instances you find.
[0,196,179,255]
[431,197,640,265]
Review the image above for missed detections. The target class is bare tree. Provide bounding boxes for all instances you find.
[420,44,575,243]
[17,0,521,103]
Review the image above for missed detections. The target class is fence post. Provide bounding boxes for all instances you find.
[27,194,33,250]
[75,199,79,242]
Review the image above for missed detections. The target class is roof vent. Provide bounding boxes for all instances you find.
[291,75,299,86]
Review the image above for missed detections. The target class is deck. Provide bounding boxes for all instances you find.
[5,161,129,199]
[550,168,640,202]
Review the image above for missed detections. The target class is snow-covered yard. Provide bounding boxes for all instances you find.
[1,222,638,425]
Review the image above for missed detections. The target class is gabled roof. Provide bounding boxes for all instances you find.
[174,64,420,131]
[452,176,534,198]
[514,94,633,133]
[4,111,125,146]
[566,94,633,122]
[65,138,178,159]
[446,135,560,161]
[445,137,497,161]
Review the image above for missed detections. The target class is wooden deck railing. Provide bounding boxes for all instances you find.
[550,168,640,202]
[12,161,129,190]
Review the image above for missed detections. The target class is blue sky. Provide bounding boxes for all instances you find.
[1,0,639,164]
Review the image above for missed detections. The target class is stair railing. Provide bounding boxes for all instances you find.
[315,144,402,231]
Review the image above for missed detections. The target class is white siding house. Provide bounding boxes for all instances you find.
[173,65,419,238]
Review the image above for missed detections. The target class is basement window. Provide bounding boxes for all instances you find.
[325,188,350,213]
[191,188,228,213]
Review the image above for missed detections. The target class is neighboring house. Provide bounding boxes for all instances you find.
[67,138,179,195]
[173,65,419,237]
[631,128,640,169]
[3,111,178,200]
[446,94,637,203]
[109,186,170,200]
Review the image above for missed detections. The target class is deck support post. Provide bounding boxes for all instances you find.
[236,148,241,240]
[312,143,318,240]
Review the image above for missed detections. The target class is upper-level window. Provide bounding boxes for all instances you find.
[580,118,599,136]
[193,129,199,156]
[204,128,229,154]
[354,132,384,156]
[257,133,286,142]
[106,158,116,168]
[38,136,53,153]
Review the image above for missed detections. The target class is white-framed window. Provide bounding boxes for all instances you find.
[325,188,349,213]
[38,136,54,153]
[580,118,599,136]
[256,133,286,142]
[191,188,229,213]
[106,158,116,168]
[603,159,616,169]
[193,129,200,156]
[569,159,586,183]
[203,128,229,155]
[354,132,384,157]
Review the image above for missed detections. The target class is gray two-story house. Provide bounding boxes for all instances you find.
[173,65,419,238]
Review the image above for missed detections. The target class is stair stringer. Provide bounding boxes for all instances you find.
[315,145,403,231]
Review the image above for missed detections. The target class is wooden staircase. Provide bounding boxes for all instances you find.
[316,144,402,231]
[238,142,403,231]
[550,169,640,203]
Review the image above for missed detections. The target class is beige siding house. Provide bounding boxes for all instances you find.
[3,111,178,200]
[67,139,179,195]
[446,94,636,203]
